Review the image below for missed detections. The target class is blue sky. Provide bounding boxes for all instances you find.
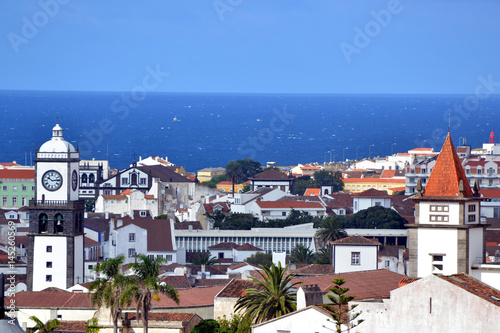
[1,0,500,94]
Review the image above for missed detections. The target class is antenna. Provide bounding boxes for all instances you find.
[448,113,451,133]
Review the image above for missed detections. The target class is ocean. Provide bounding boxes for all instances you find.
[0,90,499,172]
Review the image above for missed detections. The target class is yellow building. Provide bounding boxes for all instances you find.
[216,180,250,193]
[197,167,226,182]
[343,178,406,194]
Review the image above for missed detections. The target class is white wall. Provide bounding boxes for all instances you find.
[252,307,339,333]
[33,236,68,291]
[333,245,378,273]
[417,228,458,277]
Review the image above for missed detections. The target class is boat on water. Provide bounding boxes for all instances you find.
[173,117,181,122]
[257,118,262,122]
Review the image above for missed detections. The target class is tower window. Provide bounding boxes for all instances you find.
[46,261,52,268]
[39,214,48,233]
[55,214,64,233]
[46,275,52,282]
[89,174,95,183]
[468,205,476,212]
[468,215,476,222]
[46,246,52,252]
[81,174,88,184]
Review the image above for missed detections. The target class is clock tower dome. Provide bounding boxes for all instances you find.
[27,124,85,291]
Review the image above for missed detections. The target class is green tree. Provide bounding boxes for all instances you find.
[189,252,219,265]
[88,255,135,333]
[85,199,95,212]
[190,319,220,333]
[313,170,344,193]
[130,254,180,333]
[225,161,245,195]
[217,314,252,333]
[315,217,348,247]
[245,252,272,268]
[291,176,316,195]
[28,316,61,333]
[215,213,258,230]
[289,244,315,264]
[323,278,363,333]
[202,174,227,188]
[314,245,331,265]
[237,158,262,180]
[343,206,407,230]
[85,316,102,333]
[234,262,301,324]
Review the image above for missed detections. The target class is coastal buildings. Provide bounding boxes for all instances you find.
[197,167,225,182]
[0,166,34,209]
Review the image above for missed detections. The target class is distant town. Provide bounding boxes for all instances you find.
[1,125,499,332]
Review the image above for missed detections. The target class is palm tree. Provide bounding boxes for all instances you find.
[315,217,348,247]
[189,252,219,265]
[289,244,315,264]
[28,316,61,333]
[129,254,180,333]
[234,262,301,324]
[314,244,331,264]
[88,255,135,333]
[225,161,244,196]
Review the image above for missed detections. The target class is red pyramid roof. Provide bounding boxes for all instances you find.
[423,133,474,197]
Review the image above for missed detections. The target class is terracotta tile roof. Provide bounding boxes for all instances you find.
[144,195,154,199]
[0,162,20,167]
[84,237,100,247]
[204,202,229,214]
[304,188,321,196]
[389,186,406,192]
[102,195,127,200]
[6,291,92,308]
[57,321,87,332]
[236,243,263,251]
[208,242,239,250]
[160,275,192,289]
[121,189,132,195]
[343,178,405,184]
[187,264,228,275]
[398,276,421,287]
[289,264,335,275]
[124,312,197,323]
[380,170,396,178]
[217,181,234,186]
[423,133,474,197]
[378,245,404,257]
[353,188,390,198]
[250,169,292,180]
[216,279,257,298]
[439,274,500,307]
[139,165,193,183]
[195,278,231,287]
[0,169,35,179]
[479,189,500,199]
[331,235,381,246]
[294,269,404,300]
[256,201,324,209]
[174,221,203,230]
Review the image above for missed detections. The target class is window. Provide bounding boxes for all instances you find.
[21,197,26,206]
[32,186,35,191]
[489,179,494,186]
[46,261,52,268]
[46,246,52,252]
[55,213,64,233]
[430,205,449,212]
[2,197,7,206]
[89,174,95,183]
[432,254,444,273]
[468,215,476,222]
[129,233,135,242]
[128,249,136,258]
[430,215,449,222]
[468,205,476,212]
[477,168,482,175]
[466,169,470,174]
[139,211,147,217]
[432,255,443,261]
[282,212,286,216]
[157,255,163,258]
[140,177,147,185]
[12,186,17,192]
[46,275,52,282]
[166,255,172,261]
[2,186,6,191]
[385,260,390,268]
[488,168,495,176]
[88,264,93,269]
[218,252,224,259]
[494,207,500,218]
[104,190,111,195]
[131,173,138,185]
[12,197,17,206]
[122,177,129,185]
[375,202,382,206]
[82,174,88,183]
[351,252,360,265]
[22,185,27,191]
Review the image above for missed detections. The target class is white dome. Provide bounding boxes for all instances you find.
[39,124,76,153]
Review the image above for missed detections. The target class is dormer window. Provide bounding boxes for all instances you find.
[139,211,147,217]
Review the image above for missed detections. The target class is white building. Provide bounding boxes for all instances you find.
[248,169,294,193]
[331,235,380,274]
[352,188,392,214]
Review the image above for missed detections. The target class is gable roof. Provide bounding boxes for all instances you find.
[304,188,321,196]
[331,235,381,246]
[216,279,257,298]
[353,188,391,198]
[0,169,35,179]
[439,274,500,307]
[160,275,192,289]
[422,133,474,197]
[236,243,263,251]
[208,242,240,250]
[174,221,203,230]
[250,169,292,181]
[256,201,324,209]
[139,164,193,183]
[115,217,173,252]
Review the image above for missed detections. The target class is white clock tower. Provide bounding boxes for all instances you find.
[28,124,85,291]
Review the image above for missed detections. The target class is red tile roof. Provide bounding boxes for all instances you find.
[208,242,239,250]
[290,264,335,275]
[331,235,381,246]
[84,237,100,247]
[0,162,20,167]
[174,221,203,230]
[204,202,229,214]
[6,291,92,308]
[102,195,127,200]
[124,312,197,323]
[479,189,500,199]
[57,321,87,332]
[160,275,192,289]
[423,133,474,197]
[115,217,173,252]
[304,188,321,196]
[0,169,35,179]
[236,243,263,251]
[353,188,390,198]
[250,169,292,180]
[380,170,396,178]
[195,278,231,287]
[216,279,257,298]
[343,178,405,184]
[256,201,324,209]
[439,274,500,307]
[153,285,224,307]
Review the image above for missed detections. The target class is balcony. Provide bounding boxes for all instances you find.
[29,200,84,209]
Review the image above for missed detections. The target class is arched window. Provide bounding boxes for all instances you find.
[324,189,329,195]
[39,214,48,233]
[55,213,64,233]
[89,173,95,183]
[131,173,138,185]
[82,174,88,183]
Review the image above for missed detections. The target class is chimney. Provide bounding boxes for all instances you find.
[297,284,323,310]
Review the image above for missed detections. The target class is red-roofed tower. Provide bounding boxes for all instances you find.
[409,133,485,277]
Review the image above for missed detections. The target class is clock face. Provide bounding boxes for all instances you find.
[42,170,63,191]
[72,170,78,191]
